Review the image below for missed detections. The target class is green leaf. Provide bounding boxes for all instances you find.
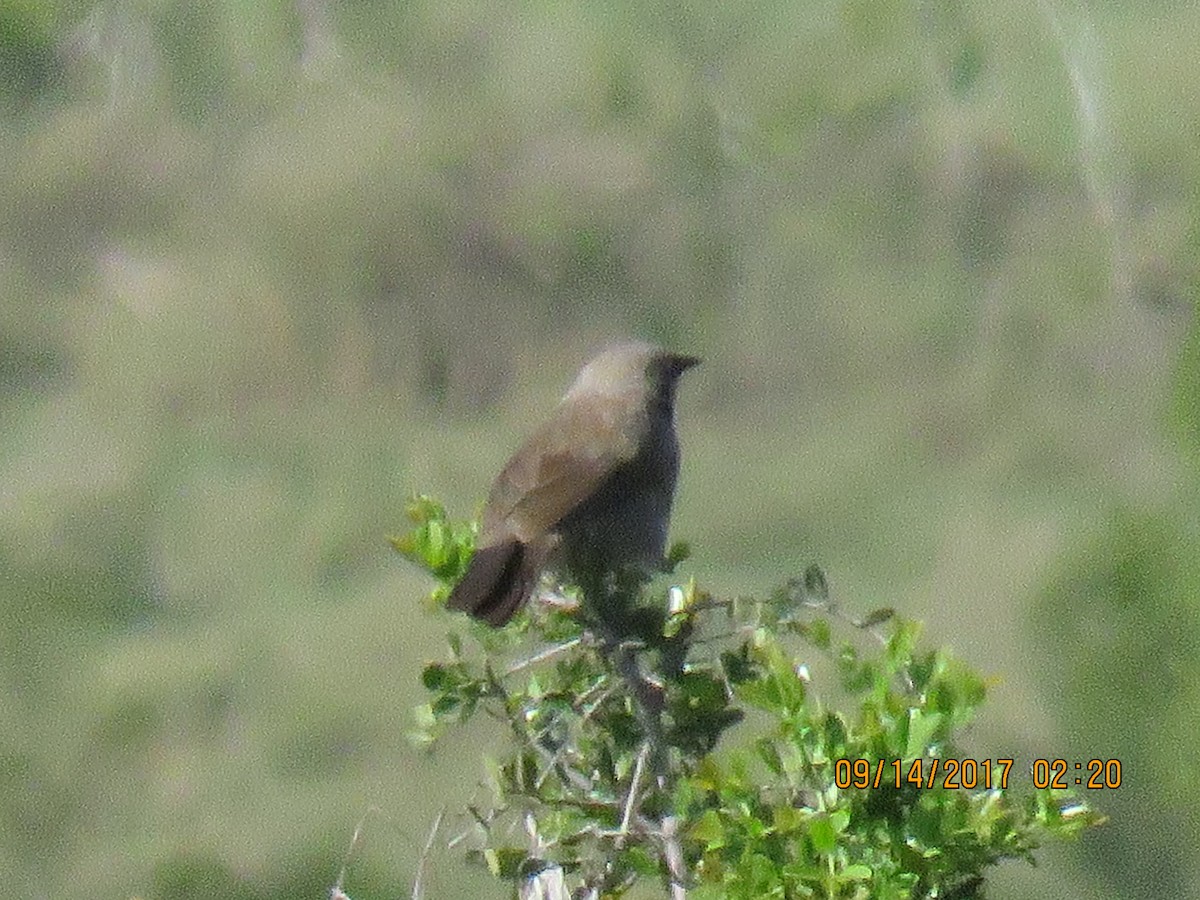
[425,519,446,566]
[808,814,838,854]
[408,494,452,527]
[622,845,661,876]
[691,809,726,847]
[905,709,943,757]
[478,847,527,879]
[406,728,435,749]
[829,808,850,834]
[772,804,807,834]
[666,540,692,567]
[856,606,895,629]
[412,703,436,730]
[421,662,450,691]
[801,617,832,649]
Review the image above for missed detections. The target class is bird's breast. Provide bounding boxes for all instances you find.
[554,421,680,574]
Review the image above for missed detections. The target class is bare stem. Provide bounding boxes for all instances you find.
[505,636,583,675]
[618,742,650,843]
[411,808,445,900]
[597,621,686,898]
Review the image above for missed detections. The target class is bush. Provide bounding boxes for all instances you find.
[392,496,1103,899]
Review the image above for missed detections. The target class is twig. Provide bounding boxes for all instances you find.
[506,637,583,675]
[660,811,687,900]
[617,742,650,844]
[331,806,382,900]
[596,622,685,898]
[411,807,445,900]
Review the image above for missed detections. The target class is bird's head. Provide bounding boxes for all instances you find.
[566,341,700,414]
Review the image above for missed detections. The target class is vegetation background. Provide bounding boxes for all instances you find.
[2,1,1198,898]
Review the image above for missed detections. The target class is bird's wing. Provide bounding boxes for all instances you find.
[484,396,640,540]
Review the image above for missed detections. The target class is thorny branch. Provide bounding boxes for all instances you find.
[592,618,688,900]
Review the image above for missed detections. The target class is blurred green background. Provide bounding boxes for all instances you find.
[2,0,1198,897]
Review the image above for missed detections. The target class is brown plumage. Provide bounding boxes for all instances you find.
[446,341,699,626]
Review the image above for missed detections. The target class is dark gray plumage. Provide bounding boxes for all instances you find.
[446,341,699,626]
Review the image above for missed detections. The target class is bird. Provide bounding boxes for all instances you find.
[445,341,699,627]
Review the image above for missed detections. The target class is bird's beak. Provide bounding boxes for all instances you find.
[674,354,702,373]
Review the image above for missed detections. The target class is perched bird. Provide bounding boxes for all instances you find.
[446,341,699,626]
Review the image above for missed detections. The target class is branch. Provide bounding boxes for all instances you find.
[411,808,445,900]
[617,741,650,843]
[595,624,686,898]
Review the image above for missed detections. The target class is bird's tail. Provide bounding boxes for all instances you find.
[445,538,543,626]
